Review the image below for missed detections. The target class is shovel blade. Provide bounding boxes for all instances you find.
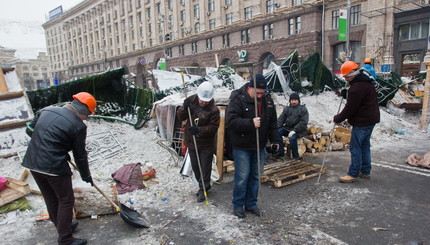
[119,203,150,228]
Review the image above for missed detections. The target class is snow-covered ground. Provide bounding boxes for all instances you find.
[1,90,429,244]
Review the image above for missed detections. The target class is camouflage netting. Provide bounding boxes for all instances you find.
[27,68,154,129]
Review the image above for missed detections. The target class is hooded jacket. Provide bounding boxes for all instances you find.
[334,70,380,126]
[22,105,91,179]
[227,84,281,150]
[177,94,220,150]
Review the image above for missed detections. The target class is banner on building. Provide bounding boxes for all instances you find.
[338,9,347,41]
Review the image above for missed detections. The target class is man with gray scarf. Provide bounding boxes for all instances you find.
[22,92,96,245]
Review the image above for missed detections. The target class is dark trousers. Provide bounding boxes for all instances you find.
[31,171,75,245]
[188,148,213,191]
[278,128,300,159]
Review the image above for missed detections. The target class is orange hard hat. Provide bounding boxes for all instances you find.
[340,61,359,77]
[72,92,97,114]
[364,58,372,64]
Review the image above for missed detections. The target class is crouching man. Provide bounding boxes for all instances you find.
[177,82,220,202]
[273,93,309,160]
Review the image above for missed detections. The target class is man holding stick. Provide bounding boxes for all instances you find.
[227,74,281,218]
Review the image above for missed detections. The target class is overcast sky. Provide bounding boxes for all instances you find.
[0,0,83,59]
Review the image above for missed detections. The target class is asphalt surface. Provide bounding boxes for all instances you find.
[24,139,429,245]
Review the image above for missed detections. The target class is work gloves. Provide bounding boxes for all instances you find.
[188,125,199,136]
[183,98,191,110]
[340,89,348,99]
[288,131,296,138]
[82,176,94,186]
[271,144,279,153]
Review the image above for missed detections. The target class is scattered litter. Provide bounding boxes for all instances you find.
[91,215,98,219]
[372,227,390,231]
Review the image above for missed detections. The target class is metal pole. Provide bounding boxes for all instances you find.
[253,74,262,214]
[187,107,209,205]
[316,96,344,184]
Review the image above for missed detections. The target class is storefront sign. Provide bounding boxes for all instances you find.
[338,9,347,41]
[237,50,248,62]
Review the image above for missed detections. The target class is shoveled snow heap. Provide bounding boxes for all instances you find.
[0,90,425,244]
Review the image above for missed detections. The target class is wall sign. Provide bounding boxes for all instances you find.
[237,50,248,62]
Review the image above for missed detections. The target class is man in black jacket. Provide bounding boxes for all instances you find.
[274,93,309,160]
[334,61,380,183]
[22,92,96,245]
[227,74,281,218]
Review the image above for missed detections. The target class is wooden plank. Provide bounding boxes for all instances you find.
[0,67,8,93]
[0,178,31,206]
[0,119,31,129]
[216,106,226,182]
[0,91,24,100]
[0,152,18,159]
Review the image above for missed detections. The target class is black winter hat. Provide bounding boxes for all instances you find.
[289,93,300,101]
[248,74,267,89]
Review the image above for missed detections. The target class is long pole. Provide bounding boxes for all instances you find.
[187,107,209,205]
[253,75,262,213]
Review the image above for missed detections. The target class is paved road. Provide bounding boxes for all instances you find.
[24,137,430,245]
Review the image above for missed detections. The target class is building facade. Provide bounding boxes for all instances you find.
[42,0,429,87]
[14,52,52,91]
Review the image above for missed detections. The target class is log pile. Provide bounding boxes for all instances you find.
[283,126,351,157]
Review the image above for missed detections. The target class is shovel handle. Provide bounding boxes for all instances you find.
[68,161,120,212]
[92,182,121,212]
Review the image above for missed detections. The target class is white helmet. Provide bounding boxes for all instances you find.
[197,82,214,102]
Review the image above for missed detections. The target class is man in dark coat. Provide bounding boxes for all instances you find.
[177,82,220,202]
[227,74,281,218]
[22,92,96,245]
[274,92,309,160]
[334,61,380,183]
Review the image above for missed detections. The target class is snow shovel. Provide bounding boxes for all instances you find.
[68,161,150,228]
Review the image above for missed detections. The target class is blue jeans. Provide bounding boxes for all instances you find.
[348,125,375,178]
[278,128,300,159]
[232,148,265,211]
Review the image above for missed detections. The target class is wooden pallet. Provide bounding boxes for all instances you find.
[0,178,31,206]
[262,160,327,188]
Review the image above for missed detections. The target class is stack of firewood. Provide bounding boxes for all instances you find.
[284,126,351,157]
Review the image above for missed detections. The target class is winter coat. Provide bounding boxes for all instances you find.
[227,84,281,150]
[177,94,220,150]
[22,105,91,179]
[334,70,380,126]
[277,103,309,137]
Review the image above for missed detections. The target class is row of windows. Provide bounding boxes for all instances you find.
[22,66,48,71]
[166,19,300,58]
[331,5,361,30]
